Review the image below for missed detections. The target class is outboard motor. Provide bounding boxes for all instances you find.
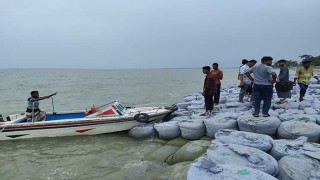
[0,114,4,122]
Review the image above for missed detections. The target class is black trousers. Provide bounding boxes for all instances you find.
[204,94,214,111]
[214,84,221,104]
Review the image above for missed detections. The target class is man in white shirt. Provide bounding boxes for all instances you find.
[239,60,257,103]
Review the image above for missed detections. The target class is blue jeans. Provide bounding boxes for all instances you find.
[253,84,273,114]
[298,83,308,97]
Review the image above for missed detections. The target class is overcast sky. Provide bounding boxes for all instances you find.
[1,0,320,69]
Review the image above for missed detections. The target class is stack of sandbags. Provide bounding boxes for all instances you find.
[128,124,156,139]
[204,114,239,137]
[143,145,180,162]
[188,156,277,180]
[154,121,181,140]
[166,140,210,165]
[277,120,320,142]
[237,114,281,136]
[178,120,206,140]
[207,143,279,176]
[277,154,320,180]
[214,129,274,152]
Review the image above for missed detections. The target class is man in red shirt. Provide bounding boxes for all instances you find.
[211,63,223,105]
[201,66,216,116]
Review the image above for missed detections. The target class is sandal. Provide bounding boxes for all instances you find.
[263,114,271,117]
[252,113,259,117]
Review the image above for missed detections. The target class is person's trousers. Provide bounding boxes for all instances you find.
[253,84,273,114]
[298,83,309,97]
[239,83,251,102]
[214,84,221,104]
[204,94,214,111]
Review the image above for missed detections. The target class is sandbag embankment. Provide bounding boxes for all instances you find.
[154,121,180,140]
[214,129,274,152]
[277,154,320,180]
[178,120,206,140]
[277,120,320,142]
[166,140,210,165]
[207,143,279,176]
[237,114,281,136]
[204,114,239,138]
[187,156,277,180]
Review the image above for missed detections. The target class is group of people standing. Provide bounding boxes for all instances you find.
[202,56,320,117]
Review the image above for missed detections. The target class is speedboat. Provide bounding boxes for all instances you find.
[0,101,176,140]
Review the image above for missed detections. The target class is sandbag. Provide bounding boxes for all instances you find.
[278,113,317,123]
[128,124,156,139]
[166,140,210,165]
[304,107,318,115]
[277,154,320,180]
[277,120,320,142]
[299,101,313,110]
[153,162,191,180]
[183,95,200,102]
[176,102,191,110]
[179,120,206,140]
[207,143,279,176]
[166,137,190,147]
[284,102,300,109]
[308,84,320,89]
[225,102,241,108]
[188,156,277,180]
[284,109,304,114]
[214,129,274,152]
[172,109,192,116]
[154,121,181,140]
[237,114,281,135]
[143,145,180,162]
[269,136,308,160]
[190,100,203,106]
[187,105,203,111]
[170,116,191,122]
[204,116,238,137]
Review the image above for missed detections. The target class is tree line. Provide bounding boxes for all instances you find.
[273,54,320,68]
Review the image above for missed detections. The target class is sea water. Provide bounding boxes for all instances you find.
[0,68,239,179]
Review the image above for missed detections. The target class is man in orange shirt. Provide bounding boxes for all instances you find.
[211,63,223,105]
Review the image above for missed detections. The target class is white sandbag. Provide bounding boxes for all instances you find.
[277,154,320,180]
[284,102,300,109]
[237,114,281,135]
[176,102,191,110]
[190,100,203,106]
[190,113,207,119]
[204,116,238,137]
[269,136,308,160]
[170,116,191,122]
[172,110,192,116]
[299,101,312,110]
[128,124,156,139]
[309,78,319,84]
[214,129,274,152]
[187,156,277,180]
[154,121,181,140]
[278,113,317,123]
[314,115,320,125]
[277,120,320,143]
[179,120,206,140]
[187,105,203,111]
[268,109,279,117]
[308,84,320,89]
[304,107,318,115]
[183,95,199,102]
[225,102,241,108]
[312,102,320,110]
[207,143,279,176]
[284,109,304,114]
[273,103,285,110]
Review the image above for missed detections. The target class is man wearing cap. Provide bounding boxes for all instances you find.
[245,56,277,117]
[239,60,257,103]
[276,59,291,104]
[294,60,320,101]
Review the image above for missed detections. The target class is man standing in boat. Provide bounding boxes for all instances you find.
[201,66,216,116]
[26,91,57,121]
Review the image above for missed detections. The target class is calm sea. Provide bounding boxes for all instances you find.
[0,68,239,179]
